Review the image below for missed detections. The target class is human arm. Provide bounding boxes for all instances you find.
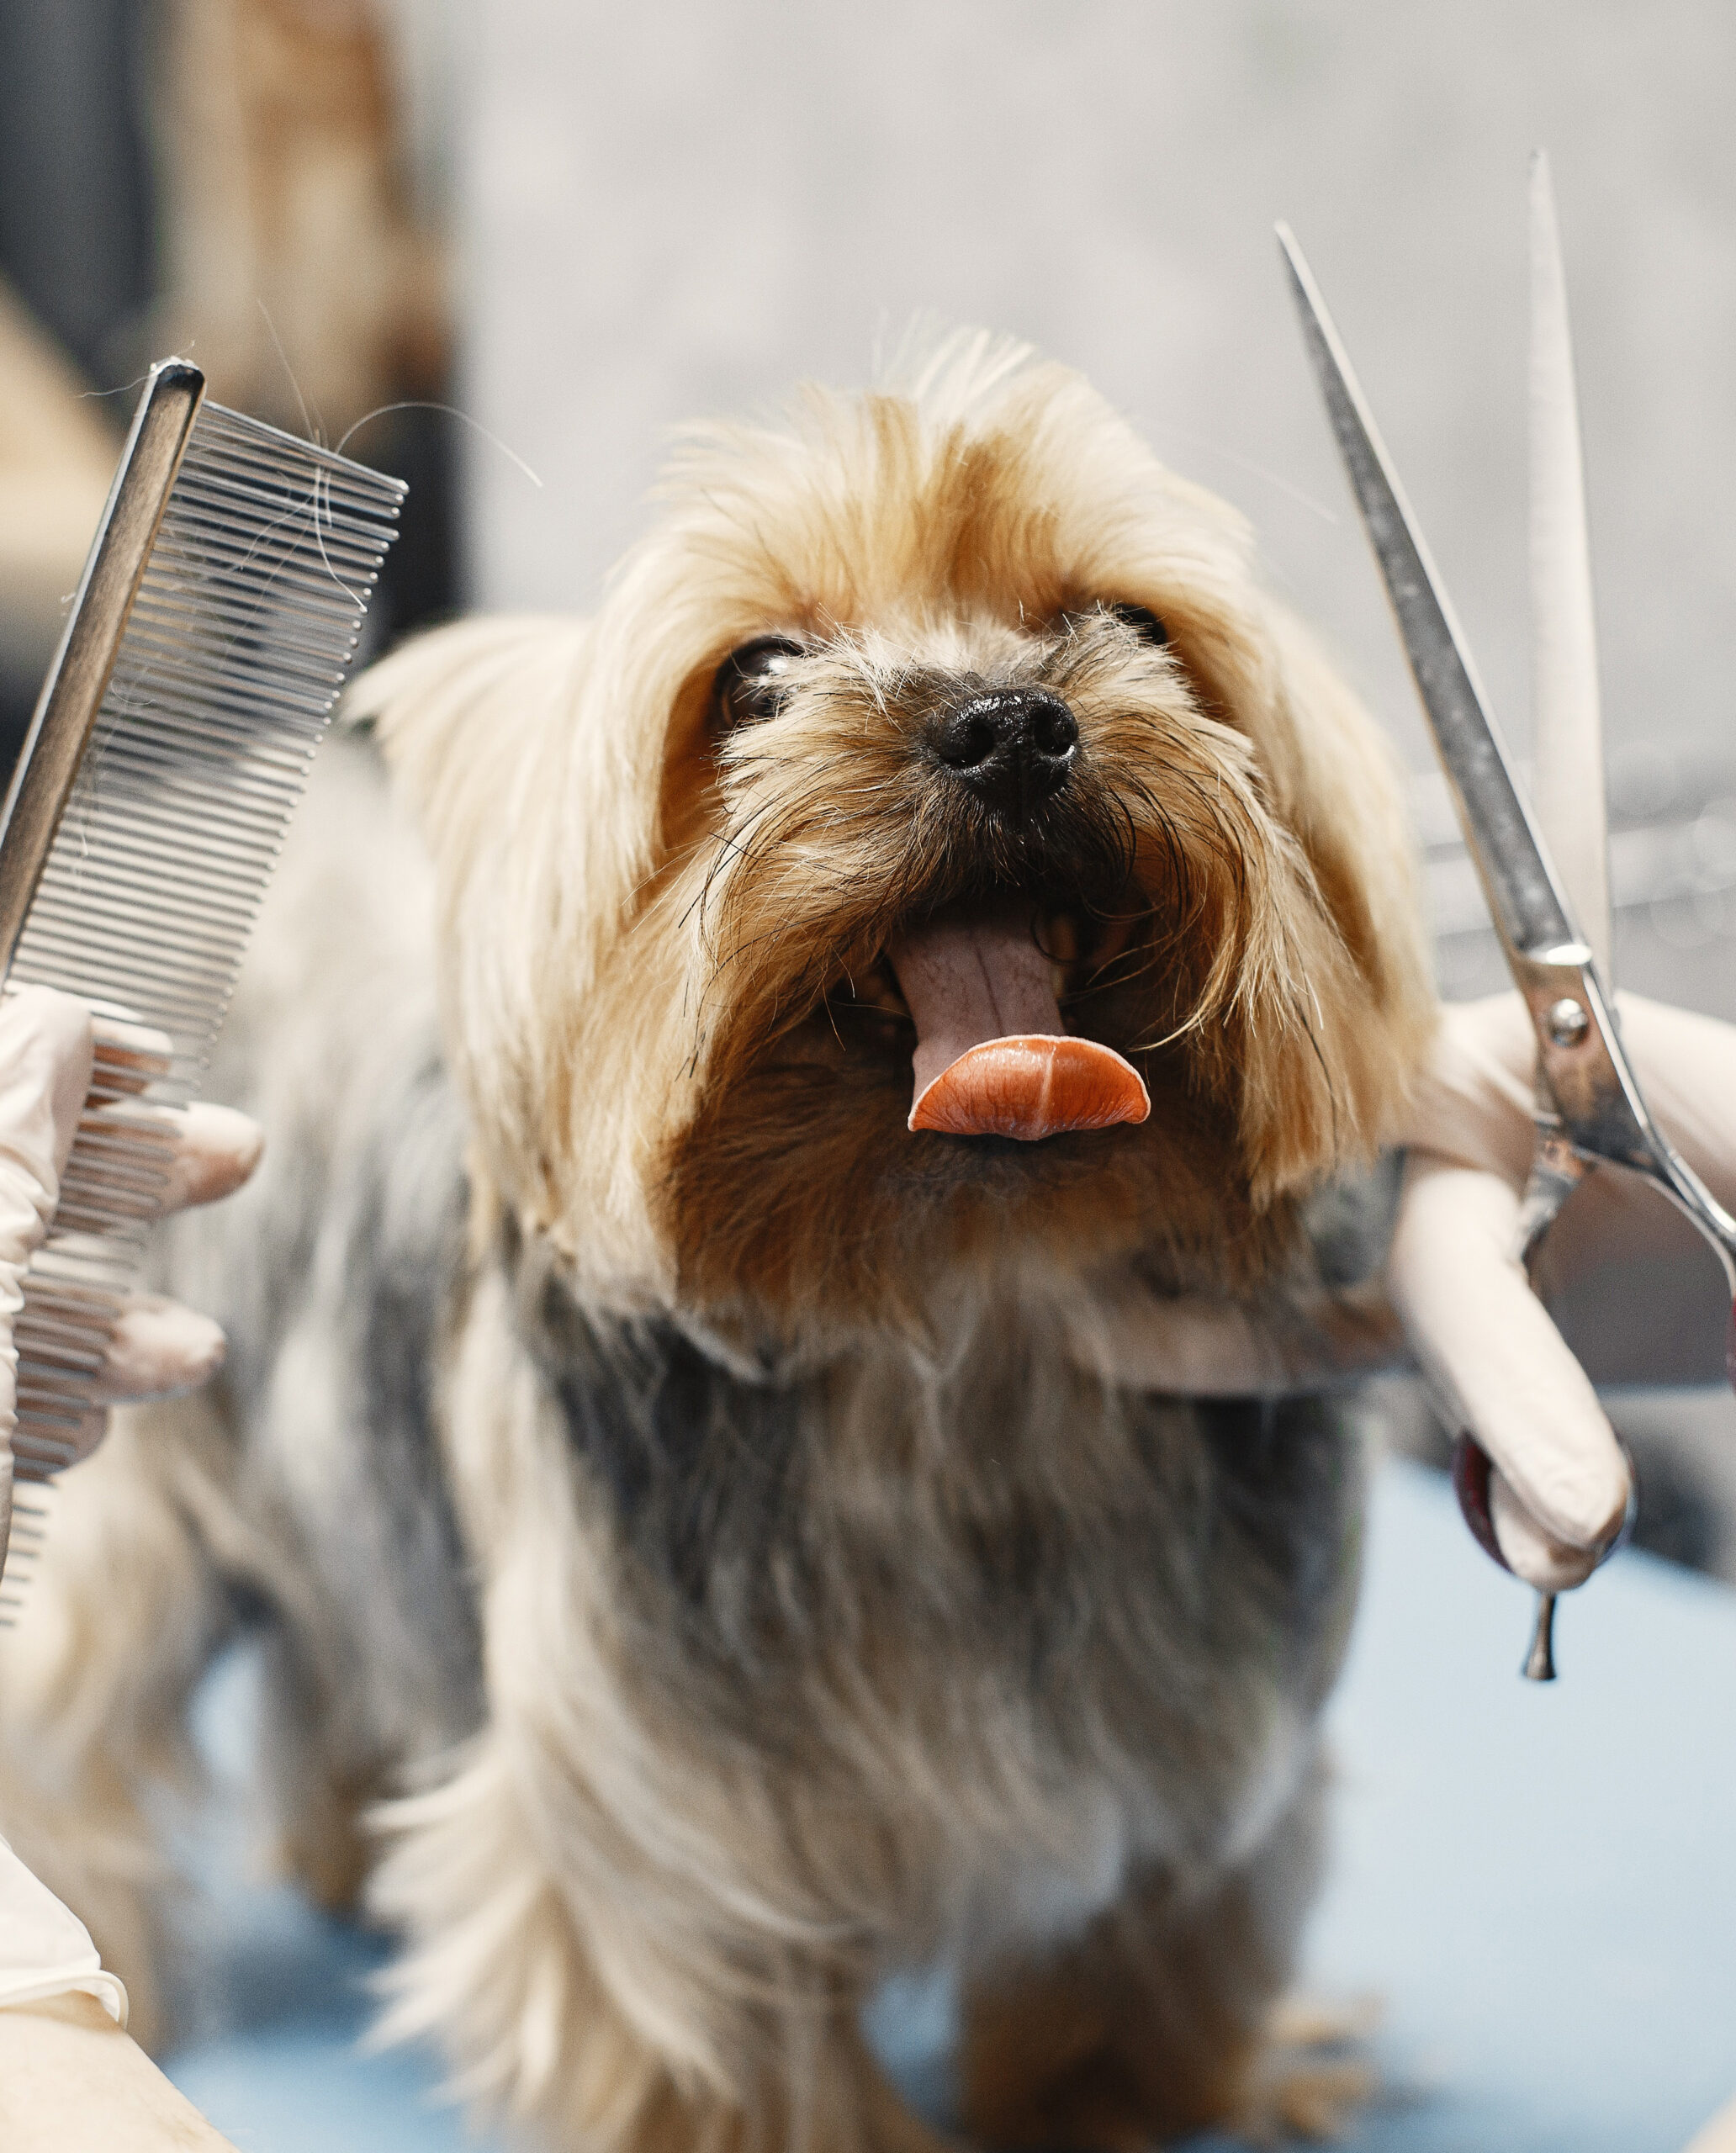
[1388,992,1736,1588]
[0,985,253,2150]
[0,1990,236,2152]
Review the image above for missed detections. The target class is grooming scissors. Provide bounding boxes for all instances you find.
[1278,160,1736,1679]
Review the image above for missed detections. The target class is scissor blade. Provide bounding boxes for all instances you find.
[1529,150,1613,982]
[1277,222,1584,970]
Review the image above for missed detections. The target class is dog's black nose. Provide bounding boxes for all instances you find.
[929,689,1078,817]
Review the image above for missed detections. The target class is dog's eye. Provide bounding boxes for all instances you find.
[712,636,806,729]
[1108,602,1168,648]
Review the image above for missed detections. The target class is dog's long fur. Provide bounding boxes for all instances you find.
[0,336,1432,2149]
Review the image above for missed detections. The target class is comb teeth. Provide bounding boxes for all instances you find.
[1,389,402,1614]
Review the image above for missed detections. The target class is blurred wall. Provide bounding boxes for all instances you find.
[0,0,462,755]
[461,0,1736,801]
[0,0,155,385]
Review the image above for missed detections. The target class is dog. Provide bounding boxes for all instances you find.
[0,332,1433,2148]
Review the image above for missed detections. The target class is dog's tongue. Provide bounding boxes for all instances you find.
[887,903,1150,1140]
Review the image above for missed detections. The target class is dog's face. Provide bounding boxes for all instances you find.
[368,338,1432,1334]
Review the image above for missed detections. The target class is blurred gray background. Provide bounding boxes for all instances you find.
[462,0,1736,1013]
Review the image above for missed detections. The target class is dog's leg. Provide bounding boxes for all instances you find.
[257,1628,394,1914]
[631,2024,961,2153]
[959,1764,1361,2149]
[0,1394,238,2048]
[373,1728,960,2153]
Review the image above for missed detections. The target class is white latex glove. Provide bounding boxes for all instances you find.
[1391,992,1736,1591]
[1070,991,1736,1595]
[0,986,262,1563]
[0,1833,124,2024]
[0,988,255,2152]
[0,987,261,2025]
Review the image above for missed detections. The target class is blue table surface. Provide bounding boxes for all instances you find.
[162,1457,1736,2151]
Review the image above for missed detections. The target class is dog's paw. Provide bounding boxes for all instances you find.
[1231,1994,1380,2145]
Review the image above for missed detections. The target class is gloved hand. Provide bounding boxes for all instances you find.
[0,985,258,2143]
[0,983,262,1585]
[1390,992,1736,1591]
[1069,990,1736,1595]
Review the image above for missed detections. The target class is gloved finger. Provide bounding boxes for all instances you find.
[158,1104,263,1214]
[1388,1154,1632,1552]
[81,1082,261,1219]
[0,987,95,1215]
[1488,1465,1603,1591]
[91,1293,226,1405]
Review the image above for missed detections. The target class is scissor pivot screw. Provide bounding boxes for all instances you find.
[1547,997,1590,1047]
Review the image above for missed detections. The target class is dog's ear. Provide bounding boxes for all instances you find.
[346,619,606,1235]
[1215,604,1436,1203]
[1258,605,1432,1025]
[345,617,692,1273]
[347,616,592,884]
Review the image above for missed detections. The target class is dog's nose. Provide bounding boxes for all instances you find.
[929,689,1078,817]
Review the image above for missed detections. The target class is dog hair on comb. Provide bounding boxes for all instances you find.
[0,359,403,1618]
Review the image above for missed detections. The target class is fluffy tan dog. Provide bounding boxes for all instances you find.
[0,334,1432,2148]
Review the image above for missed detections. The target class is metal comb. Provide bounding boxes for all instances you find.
[0,360,403,1616]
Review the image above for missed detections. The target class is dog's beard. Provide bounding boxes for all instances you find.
[656,614,1335,1327]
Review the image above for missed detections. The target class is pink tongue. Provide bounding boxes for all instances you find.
[887,902,1150,1140]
